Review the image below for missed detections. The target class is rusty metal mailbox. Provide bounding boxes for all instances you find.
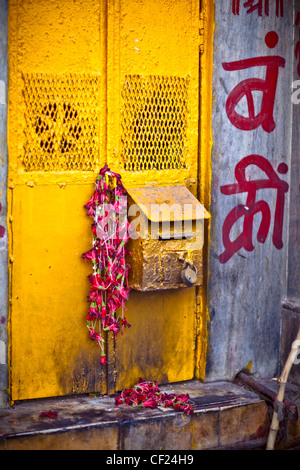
[127,185,210,291]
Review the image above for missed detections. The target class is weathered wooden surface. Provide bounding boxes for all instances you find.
[206,2,295,381]
[287,2,300,302]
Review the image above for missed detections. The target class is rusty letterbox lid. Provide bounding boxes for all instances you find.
[127,185,210,223]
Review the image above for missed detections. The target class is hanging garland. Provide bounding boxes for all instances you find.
[82,165,132,365]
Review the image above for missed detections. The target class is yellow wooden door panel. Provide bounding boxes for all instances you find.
[107,0,200,190]
[106,0,201,391]
[8,0,108,400]
[10,184,107,400]
[113,289,196,391]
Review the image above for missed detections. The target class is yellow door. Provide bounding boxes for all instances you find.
[8,0,212,401]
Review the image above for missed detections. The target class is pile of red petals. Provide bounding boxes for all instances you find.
[115,378,194,416]
[40,410,58,419]
[83,165,132,365]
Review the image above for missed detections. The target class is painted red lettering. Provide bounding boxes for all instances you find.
[222,35,285,132]
[232,0,284,17]
[295,13,300,77]
[0,203,5,238]
[244,0,263,16]
[219,155,289,264]
[276,0,284,17]
[232,0,240,15]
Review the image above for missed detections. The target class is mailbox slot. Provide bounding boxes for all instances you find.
[159,231,195,240]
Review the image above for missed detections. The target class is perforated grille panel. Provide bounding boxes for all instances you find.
[121,75,190,171]
[22,73,101,171]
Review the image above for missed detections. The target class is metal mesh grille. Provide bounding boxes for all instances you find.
[121,75,190,171]
[22,73,101,171]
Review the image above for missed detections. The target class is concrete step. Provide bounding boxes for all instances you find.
[0,380,272,450]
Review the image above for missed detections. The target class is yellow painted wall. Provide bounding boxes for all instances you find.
[8,0,213,401]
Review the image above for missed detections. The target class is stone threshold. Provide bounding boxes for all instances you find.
[0,380,273,450]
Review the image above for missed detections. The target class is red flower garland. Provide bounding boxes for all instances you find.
[83,165,132,364]
[115,378,194,416]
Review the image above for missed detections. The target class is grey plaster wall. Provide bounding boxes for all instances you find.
[206,1,296,381]
[0,0,9,408]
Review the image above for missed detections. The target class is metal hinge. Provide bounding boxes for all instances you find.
[195,295,202,314]
[199,13,205,54]
[194,295,202,336]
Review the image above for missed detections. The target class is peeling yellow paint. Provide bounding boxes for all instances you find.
[195,0,214,382]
